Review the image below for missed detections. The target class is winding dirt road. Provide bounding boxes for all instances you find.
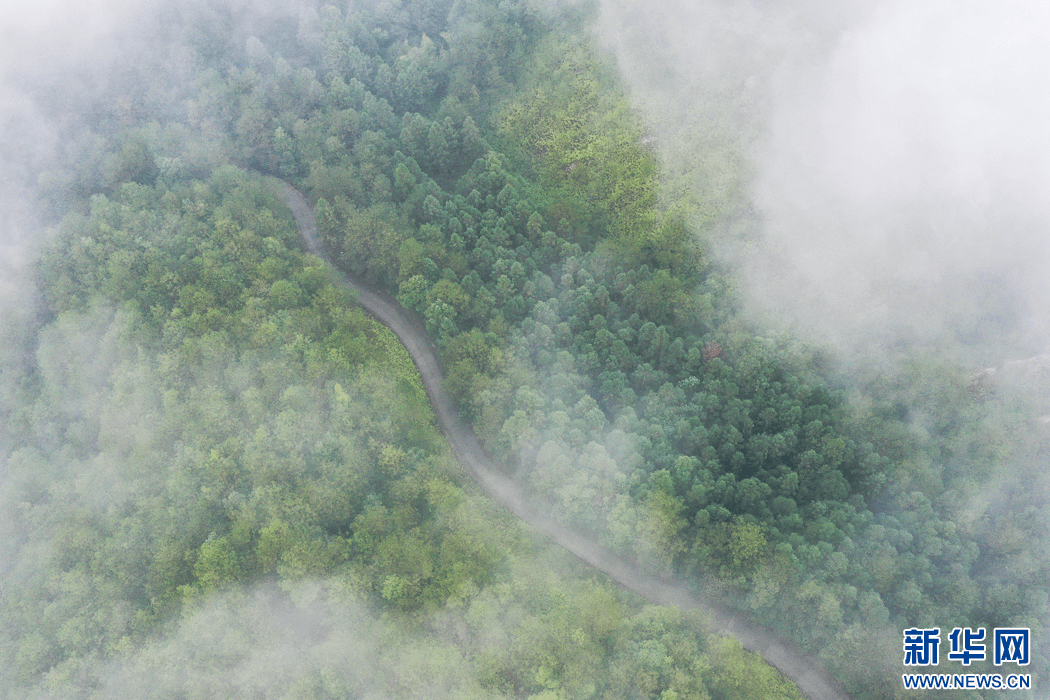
[274,179,852,700]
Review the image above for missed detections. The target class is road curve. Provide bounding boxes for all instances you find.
[273,179,852,700]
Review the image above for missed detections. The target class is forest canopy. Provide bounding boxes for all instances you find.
[1,0,1046,698]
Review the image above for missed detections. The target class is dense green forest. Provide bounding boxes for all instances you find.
[1,0,1046,698]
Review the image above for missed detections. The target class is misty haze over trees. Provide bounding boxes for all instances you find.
[0,0,1047,698]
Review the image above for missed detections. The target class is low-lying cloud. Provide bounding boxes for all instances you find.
[599,0,1050,363]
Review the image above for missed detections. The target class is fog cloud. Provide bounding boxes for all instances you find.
[0,0,163,368]
[598,0,1050,363]
[94,583,496,699]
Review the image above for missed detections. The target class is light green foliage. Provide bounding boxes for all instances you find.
[497,41,658,249]
[7,167,470,684]
[193,535,242,592]
[707,638,805,700]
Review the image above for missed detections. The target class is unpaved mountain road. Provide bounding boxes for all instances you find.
[275,179,852,700]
